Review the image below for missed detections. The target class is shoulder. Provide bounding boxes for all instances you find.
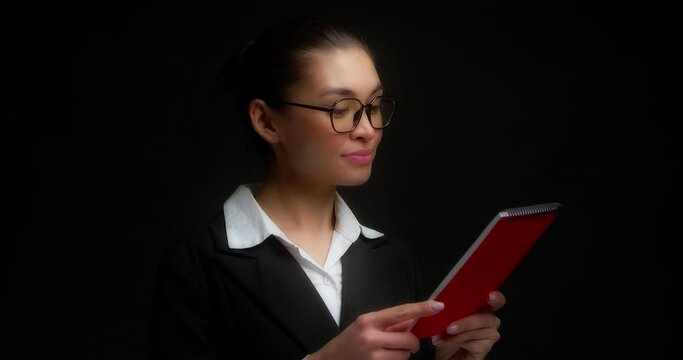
[156,208,225,277]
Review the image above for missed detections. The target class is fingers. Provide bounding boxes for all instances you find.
[351,320,422,354]
[379,330,422,353]
[431,292,506,359]
[359,300,444,329]
[432,327,501,358]
[442,312,501,337]
[432,326,500,346]
[384,318,417,332]
[486,291,506,312]
[431,312,502,358]
[316,301,444,359]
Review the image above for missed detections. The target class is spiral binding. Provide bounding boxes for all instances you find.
[500,202,562,218]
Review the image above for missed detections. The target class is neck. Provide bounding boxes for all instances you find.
[254,177,337,236]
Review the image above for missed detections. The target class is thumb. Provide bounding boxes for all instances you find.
[384,319,417,332]
[369,301,444,329]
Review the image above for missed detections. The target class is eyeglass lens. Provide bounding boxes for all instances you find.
[332,97,395,132]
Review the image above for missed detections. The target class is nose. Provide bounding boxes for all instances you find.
[350,106,377,138]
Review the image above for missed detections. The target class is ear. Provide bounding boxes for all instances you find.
[248,99,280,144]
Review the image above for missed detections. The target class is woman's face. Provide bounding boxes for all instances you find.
[270,47,384,187]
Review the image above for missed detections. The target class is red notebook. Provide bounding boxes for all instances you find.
[408,202,562,339]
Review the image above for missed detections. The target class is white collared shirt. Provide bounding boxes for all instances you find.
[222,184,384,325]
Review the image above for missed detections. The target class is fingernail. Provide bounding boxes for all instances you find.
[488,292,496,304]
[446,324,460,335]
[431,301,445,311]
[431,335,442,345]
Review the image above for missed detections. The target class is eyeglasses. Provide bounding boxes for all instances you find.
[271,96,397,133]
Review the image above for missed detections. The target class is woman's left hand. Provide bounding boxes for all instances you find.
[432,291,506,360]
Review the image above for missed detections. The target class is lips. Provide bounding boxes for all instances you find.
[343,149,374,165]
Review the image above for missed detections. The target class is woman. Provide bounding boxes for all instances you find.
[149,16,504,360]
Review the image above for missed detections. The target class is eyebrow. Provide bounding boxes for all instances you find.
[319,83,384,98]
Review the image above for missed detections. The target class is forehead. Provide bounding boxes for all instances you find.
[290,47,381,99]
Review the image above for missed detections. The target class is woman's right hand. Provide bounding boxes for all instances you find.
[308,300,445,360]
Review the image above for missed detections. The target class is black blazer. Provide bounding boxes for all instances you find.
[149,209,435,359]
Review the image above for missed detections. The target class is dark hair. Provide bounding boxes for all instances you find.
[224,16,373,159]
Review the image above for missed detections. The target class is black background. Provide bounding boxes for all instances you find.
[4,1,678,359]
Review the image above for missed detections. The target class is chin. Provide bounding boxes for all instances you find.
[338,171,372,186]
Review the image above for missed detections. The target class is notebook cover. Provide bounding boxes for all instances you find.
[408,203,561,339]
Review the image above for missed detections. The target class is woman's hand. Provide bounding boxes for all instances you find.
[309,300,445,360]
[432,291,506,360]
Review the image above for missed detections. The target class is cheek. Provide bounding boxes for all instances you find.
[282,121,341,167]
[298,132,343,168]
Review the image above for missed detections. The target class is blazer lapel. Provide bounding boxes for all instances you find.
[339,235,395,329]
[208,213,339,353]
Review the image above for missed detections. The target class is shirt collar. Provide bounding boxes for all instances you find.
[223,184,383,250]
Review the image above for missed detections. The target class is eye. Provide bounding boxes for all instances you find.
[332,106,352,118]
